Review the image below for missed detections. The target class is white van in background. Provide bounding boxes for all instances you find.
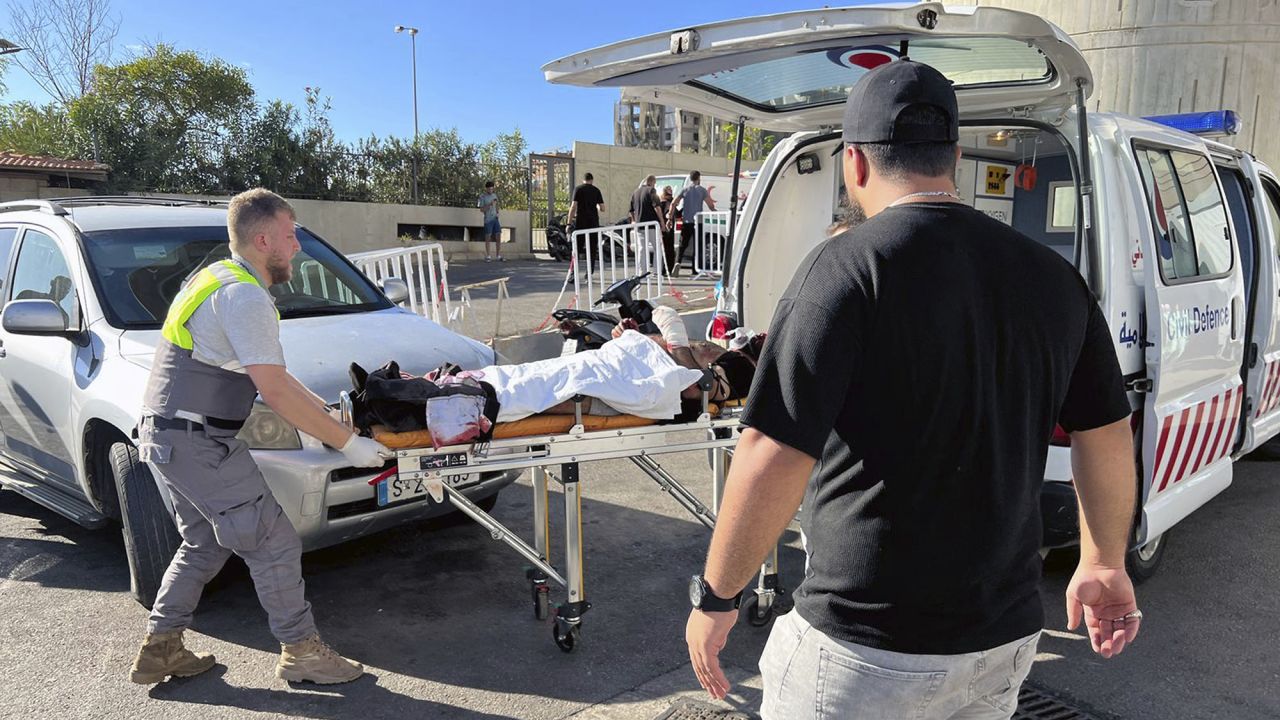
[546,3,1280,580]
[653,171,758,212]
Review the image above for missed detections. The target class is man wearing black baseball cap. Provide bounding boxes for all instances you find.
[685,60,1140,718]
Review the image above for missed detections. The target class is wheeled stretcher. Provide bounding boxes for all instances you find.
[339,380,786,652]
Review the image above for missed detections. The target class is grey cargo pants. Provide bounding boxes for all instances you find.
[140,419,317,643]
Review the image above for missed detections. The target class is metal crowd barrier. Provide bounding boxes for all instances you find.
[347,243,453,325]
[692,211,744,279]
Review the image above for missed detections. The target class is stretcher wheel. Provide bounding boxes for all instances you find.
[532,584,551,621]
[742,594,775,627]
[553,620,581,653]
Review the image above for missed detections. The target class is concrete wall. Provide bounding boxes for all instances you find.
[146,193,532,259]
[571,141,764,225]
[953,0,1280,166]
[0,173,93,202]
[285,197,531,258]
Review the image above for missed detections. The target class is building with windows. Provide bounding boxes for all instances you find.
[613,98,782,160]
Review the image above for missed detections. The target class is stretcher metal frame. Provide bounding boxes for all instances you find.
[341,389,786,652]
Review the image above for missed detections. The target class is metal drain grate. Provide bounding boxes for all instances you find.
[651,684,1097,720]
[652,699,751,720]
[1015,684,1101,720]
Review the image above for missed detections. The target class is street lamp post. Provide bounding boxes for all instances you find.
[394,25,421,204]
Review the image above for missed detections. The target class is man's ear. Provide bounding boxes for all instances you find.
[845,145,871,188]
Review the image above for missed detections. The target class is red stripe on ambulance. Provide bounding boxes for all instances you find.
[1154,386,1240,494]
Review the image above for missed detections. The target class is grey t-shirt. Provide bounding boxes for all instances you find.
[677,184,710,222]
[185,257,286,373]
[477,192,500,222]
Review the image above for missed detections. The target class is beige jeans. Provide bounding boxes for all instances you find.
[760,610,1039,720]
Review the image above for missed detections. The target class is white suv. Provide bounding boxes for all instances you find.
[0,197,519,606]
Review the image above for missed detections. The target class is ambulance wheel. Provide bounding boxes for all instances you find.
[742,594,775,627]
[553,620,580,653]
[1126,531,1168,584]
[111,441,182,609]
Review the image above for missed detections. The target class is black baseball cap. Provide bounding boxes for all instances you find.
[842,60,959,144]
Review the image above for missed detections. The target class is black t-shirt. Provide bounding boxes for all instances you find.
[573,183,605,229]
[740,203,1130,655]
[631,186,661,223]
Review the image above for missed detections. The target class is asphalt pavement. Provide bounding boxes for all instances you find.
[2,449,1280,719]
[440,258,721,342]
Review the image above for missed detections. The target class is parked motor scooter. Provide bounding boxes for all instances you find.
[554,273,659,353]
[545,214,573,262]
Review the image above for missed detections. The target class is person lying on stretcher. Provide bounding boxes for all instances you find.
[539,305,763,418]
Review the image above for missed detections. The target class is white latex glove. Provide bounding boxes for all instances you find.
[340,433,391,468]
[651,305,689,348]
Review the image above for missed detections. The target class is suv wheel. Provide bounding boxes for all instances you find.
[110,441,181,608]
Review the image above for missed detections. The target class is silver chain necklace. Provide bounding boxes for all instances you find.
[888,190,961,207]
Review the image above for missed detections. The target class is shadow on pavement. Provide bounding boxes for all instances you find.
[0,489,131,595]
[186,480,806,705]
[147,665,510,719]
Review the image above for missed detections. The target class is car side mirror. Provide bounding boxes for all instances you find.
[380,277,410,305]
[2,299,71,336]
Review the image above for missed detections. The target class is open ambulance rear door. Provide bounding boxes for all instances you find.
[544,3,1096,333]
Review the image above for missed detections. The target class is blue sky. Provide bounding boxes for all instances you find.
[1,0,854,152]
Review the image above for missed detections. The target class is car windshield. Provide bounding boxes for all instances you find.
[80,225,391,328]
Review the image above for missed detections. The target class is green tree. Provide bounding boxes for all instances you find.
[69,43,255,191]
[0,39,533,206]
[0,101,78,156]
[479,128,529,211]
[719,122,780,161]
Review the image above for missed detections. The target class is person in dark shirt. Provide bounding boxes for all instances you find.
[659,185,676,273]
[569,173,606,270]
[684,61,1142,719]
[630,175,668,273]
[629,175,665,225]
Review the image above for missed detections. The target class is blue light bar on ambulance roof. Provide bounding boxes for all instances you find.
[1143,110,1241,137]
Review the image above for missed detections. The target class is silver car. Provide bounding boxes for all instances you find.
[0,197,519,606]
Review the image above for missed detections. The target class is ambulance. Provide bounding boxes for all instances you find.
[546,3,1280,579]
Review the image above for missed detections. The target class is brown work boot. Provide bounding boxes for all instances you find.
[129,630,216,684]
[276,634,364,685]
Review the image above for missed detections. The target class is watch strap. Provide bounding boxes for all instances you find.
[696,576,741,612]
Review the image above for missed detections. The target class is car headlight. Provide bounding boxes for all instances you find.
[237,404,302,450]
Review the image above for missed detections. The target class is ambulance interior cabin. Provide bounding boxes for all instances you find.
[736,125,1080,332]
[830,126,1078,257]
[952,127,1078,261]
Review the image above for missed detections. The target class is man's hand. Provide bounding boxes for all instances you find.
[340,434,392,468]
[686,609,737,699]
[1066,563,1141,658]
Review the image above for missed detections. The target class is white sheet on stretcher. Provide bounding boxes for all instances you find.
[475,330,704,422]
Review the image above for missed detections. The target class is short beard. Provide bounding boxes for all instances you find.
[266,255,292,285]
[828,193,867,236]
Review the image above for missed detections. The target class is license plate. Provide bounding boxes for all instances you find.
[376,472,474,507]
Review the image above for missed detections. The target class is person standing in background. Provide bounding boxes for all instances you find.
[670,171,717,276]
[659,185,676,274]
[568,173,606,270]
[476,180,503,262]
